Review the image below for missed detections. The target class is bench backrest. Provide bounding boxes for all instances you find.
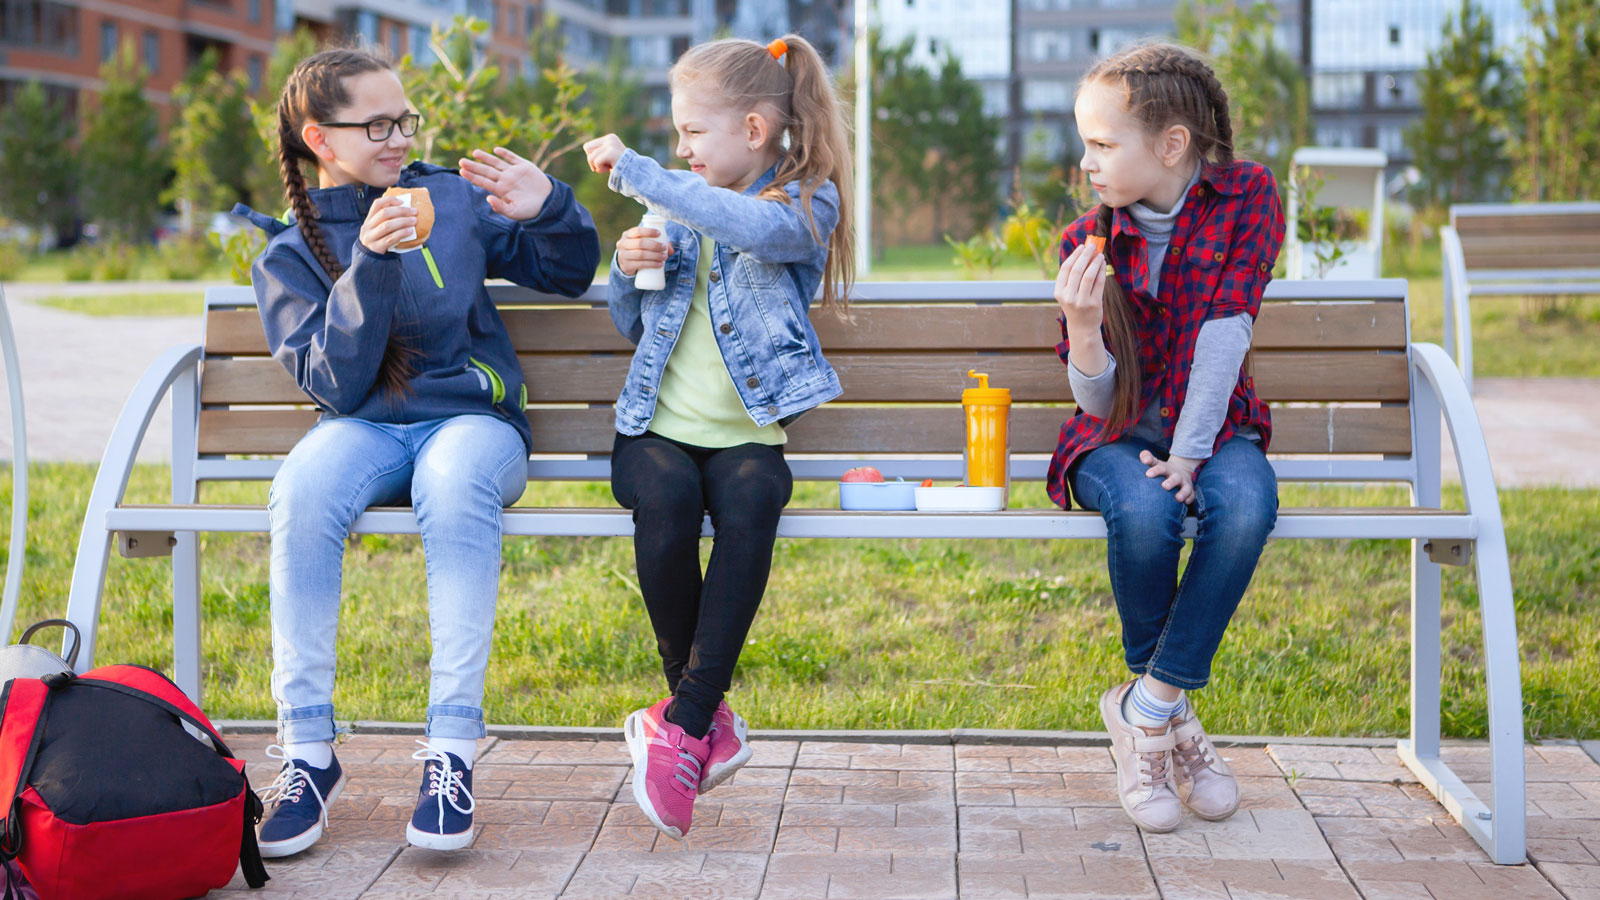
[195,279,1415,485]
[1449,202,1600,274]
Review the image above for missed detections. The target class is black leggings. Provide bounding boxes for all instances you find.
[610,431,793,738]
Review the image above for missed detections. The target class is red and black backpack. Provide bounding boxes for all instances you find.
[0,665,269,900]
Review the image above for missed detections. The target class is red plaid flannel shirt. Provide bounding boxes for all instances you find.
[1045,160,1286,509]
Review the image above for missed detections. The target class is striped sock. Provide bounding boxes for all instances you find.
[1122,677,1186,730]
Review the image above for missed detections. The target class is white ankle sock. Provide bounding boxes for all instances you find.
[1122,677,1186,730]
[426,737,477,769]
[284,740,333,769]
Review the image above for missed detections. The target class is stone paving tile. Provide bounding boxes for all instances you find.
[1149,856,1359,900]
[795,742,956,772]
[955,772,1119,809]
[477,741,632,767]
[762,851,956,899]
[1144,809,1336,861]
[1266,745,1416,784]
[212,733,1586,898]
[958,852,1159,899]
[1345,859,1567,900]
[787,769,954,807]
[562,850,769,898]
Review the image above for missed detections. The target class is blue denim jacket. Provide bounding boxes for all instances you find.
[605,149,843,435]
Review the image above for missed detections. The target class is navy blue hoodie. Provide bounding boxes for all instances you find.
[234,161,600,453]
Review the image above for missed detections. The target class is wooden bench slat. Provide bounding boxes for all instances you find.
[206,301,1408,357]
[197,404,1412,457]
[1458,251,1600,272]
[202,349,1411,406]
[1453,212,1600,237]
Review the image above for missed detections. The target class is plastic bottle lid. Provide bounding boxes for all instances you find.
[962,369,1011,405]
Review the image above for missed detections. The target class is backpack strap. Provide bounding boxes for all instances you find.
[0,679,51,861]
[77,666,231,757]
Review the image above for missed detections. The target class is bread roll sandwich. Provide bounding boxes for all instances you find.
[383,185,434,250]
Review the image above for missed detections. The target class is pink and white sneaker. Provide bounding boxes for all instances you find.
[623,697,711,839]
[698,700,752,795]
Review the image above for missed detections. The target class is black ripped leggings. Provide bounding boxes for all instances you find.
[610,431,793,738]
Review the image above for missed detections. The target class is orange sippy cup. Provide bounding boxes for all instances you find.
[962,369,1011,501]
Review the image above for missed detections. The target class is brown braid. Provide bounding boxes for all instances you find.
[1091,203,1144,436]
[1078,42,1240,435]
[275,47,419,399]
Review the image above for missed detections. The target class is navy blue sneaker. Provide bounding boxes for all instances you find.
[256,745,345,858]
[405,742,476,850]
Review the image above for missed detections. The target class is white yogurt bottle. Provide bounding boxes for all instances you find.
[633,213,668,291]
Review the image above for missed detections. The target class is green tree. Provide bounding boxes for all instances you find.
[404,16,593,170]
[246,28,322,212]
[1176,0,1309,191]
[924,50,1002,239]
[846,31,1001,254]
[166,52,255,234]
[561,36,652,258]
[1406,0,1520,209]
[81,47,168,242]
[0,81,79,246]
[1512,0,1600,201]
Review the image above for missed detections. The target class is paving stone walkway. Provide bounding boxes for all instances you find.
[207,733,1600,899]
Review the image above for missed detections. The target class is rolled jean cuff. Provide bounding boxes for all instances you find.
[1129,661,1212,692]
[277,704,337,744]
[426,705,487,739]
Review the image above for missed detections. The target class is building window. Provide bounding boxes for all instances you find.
[100,20,116,61]
[1088,29,1099,53]
[1388,25,1400,44]
[143,30,158,73]
[248,55,263,92]
[247,0,259,23]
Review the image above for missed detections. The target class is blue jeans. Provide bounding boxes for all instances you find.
[1070,435,1278,690]
[268,414,527,743]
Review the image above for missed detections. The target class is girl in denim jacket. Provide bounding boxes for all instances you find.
[582,34,854,840]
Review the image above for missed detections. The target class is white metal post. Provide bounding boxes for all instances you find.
[854,0,872,276]
[170,364,203,702]
[1409,348,1443,760]
[0,285,28,642]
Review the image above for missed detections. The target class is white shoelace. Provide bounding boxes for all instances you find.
[257,744,331,830]
[412,740,475,831]
[673,749,704,791]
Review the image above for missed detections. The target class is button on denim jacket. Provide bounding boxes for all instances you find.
[605,149,844,435]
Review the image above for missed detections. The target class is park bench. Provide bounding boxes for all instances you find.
[1441,201,1600,392]
[65,277,1524,863]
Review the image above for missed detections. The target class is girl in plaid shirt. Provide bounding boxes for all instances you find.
[1051,43,1286,834]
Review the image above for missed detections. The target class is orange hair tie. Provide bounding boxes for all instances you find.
[767,38,788,60]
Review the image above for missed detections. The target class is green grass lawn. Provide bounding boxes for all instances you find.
[3,463,1594,740]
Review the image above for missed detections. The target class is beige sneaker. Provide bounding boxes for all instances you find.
[1169,702,1240,821]
[1098,680,1181,833]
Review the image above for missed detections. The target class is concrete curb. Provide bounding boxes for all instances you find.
[213,719,1463,749]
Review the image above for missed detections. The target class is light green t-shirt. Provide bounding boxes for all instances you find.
[649,236,787,448]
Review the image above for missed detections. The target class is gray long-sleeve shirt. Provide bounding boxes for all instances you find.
[1068,167,1259,460]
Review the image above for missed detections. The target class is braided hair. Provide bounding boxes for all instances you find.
[1079,42,1235,436]
[275,48,419,399]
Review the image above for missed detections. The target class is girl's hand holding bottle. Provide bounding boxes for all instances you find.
[614,226,672,277]
[458,147,553,220]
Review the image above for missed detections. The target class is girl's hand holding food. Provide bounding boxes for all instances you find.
[359,196,419,255]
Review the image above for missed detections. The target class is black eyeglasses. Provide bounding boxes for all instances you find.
[316,112,422,142]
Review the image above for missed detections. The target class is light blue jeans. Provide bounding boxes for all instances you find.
[268,414,528,744]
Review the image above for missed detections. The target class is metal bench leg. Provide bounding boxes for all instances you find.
[1402,343,1526,864]
[64,345,203,677]
[170,365,202,703]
